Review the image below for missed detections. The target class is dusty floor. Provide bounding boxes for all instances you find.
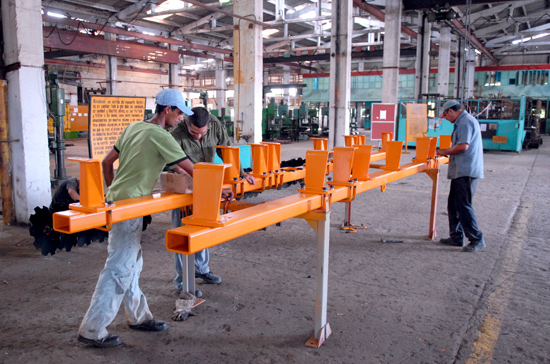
[1,134,549,364]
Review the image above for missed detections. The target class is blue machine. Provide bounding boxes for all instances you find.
[396,97,527,153]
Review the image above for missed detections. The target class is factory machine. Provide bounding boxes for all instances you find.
[396,97,541,153]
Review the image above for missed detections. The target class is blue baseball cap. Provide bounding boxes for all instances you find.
[439,100,461,117]
[156,89,193,115]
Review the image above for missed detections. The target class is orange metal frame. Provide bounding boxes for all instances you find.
[53,135,450,349]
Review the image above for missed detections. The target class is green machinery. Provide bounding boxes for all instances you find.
[211,108,233,137]
[46,71,69,186]
[262,99,297,141]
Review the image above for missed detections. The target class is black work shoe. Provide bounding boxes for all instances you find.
[195,271,222,284]
[463,240,486,252]
[129,318,167,332]
[77,334,121,348]
[439,237,464,247]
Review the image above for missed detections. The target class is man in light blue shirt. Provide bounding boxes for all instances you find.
[436,100,485,252]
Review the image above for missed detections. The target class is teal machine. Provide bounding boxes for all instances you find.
[396,100,453,146]
[396,97,528,153]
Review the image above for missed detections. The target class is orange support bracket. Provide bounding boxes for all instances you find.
[181,163,232,227]
[249,143,269,177]
[299,150,330,195]
[380,132,394,151]
[351,145,373,181]
[383,141,404,172]
[439,134,452,149]
[66,157,111,213]
[343,135,366,147]
[343,135,355,147]
[331,147,356,184]
[311,138,328,151]
[216,146,241,183]
[261,142,281,173]
[414,137,438,164]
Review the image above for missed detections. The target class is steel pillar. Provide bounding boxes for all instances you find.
[233,0,263,144]
[415,12,431,100]
[2,0,51,222]
[104,31,118,95]
[381,0,402,104]
[437,27,451,98]
[328,0,352,149]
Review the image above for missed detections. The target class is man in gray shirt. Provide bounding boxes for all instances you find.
[436,100,485,252]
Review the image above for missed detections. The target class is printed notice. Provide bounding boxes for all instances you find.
[88,96,146,164]
[406,103,428,140]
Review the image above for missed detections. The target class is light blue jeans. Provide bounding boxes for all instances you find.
[171,208,210,291]
[79,217,153,340]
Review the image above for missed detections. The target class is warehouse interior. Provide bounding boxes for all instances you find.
[1,0,550,363]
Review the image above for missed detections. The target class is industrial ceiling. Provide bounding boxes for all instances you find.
[40,0,550,75]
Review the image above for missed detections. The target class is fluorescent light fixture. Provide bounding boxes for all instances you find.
[300,10,316,19]
[263,28,279,38]
[511,33,549,45]
[142,31,155,36]
[354,17,383,28]
[47,11,66,18]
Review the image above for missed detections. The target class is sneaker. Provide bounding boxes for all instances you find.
[463,240,486,252]
[439,237,464,247]
[195,271,222,284]
[77,334,121,348]
[129,318,167,332]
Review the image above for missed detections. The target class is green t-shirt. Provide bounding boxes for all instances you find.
[106,121,188,201]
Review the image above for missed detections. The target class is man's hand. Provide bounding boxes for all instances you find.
[221,188,234,202]
[243,173,256,184]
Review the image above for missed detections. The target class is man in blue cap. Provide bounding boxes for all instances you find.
[436,100,485,252]
[78,89,196,348]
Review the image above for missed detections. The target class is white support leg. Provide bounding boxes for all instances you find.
[182,253,195,294]
[304,211,332,348]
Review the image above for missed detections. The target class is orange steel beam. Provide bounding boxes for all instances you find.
[54,192,193,234]
[53,138,448,235]
[166,141,448,254]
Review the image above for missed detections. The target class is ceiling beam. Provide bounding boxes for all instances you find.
[450,18,499,64]
[43,27,180,64]
[43,16,233,55]
[352,0,441,53]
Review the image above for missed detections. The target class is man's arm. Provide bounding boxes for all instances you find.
[436,143,469,156]
[175,158,194,177]
[102,148,120,187]
[67,188,80,201]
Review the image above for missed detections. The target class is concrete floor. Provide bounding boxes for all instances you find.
[0,133,549,364]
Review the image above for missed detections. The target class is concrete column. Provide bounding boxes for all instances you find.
[104,32,118,95]
[437,26,451,98]
[215,59,226,111]
[233,0,263,143]
[283,66,290,107]
[414,12,431,100]
[2,0,51,222]
[328,0,352,149]
[169,44,179,89]
[465,49,476,99]
[381,0,402,104]
[454,37,463,99]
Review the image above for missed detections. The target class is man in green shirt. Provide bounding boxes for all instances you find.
[78,89,195,348]
[170,106,254,288]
